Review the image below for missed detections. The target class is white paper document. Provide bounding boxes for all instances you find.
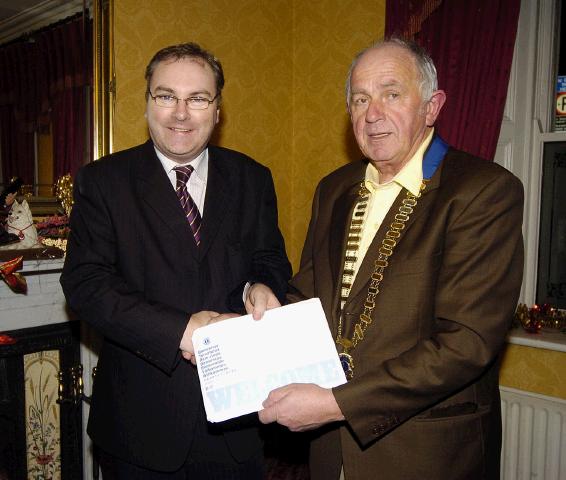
[193,298,347,422]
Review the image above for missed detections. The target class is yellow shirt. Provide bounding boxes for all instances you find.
[350,130,434,282]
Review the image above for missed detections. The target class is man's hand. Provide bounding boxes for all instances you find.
[180,311,239,364]
[258,383,345,432]
[245,283,281,320]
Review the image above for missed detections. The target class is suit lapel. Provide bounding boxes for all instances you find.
[197,147,231,260]
[135,142,199,259]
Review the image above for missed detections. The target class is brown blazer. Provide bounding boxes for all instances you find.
[289,147,524,480]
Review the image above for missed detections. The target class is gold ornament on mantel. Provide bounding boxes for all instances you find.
[514,303,566,334]
[54,174,73,217]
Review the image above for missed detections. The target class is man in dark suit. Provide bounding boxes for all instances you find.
[248,38,524,479]
[60,42,291,479]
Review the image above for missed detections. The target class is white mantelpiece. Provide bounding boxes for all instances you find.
[0,257,71,332]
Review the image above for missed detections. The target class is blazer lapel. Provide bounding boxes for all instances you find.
[345,160,443,303]
[345,189,399,303]
[135,142,199,259]
[328,167,366,322]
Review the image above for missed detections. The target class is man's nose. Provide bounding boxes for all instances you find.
[173,99,191,120]
[365,99,385,123]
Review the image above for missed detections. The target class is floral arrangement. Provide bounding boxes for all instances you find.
[26,356,62,479]
[35,215,70,252]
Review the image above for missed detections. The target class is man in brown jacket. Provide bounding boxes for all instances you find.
[246,38,524,479]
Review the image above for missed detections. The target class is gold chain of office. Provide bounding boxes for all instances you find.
[336,179,428,379]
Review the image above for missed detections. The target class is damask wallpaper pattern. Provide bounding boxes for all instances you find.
[113,0,386,268]
[111,0,565,401]
[500,344,566,399]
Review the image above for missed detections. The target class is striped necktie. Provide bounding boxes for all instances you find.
[173,165,202,246]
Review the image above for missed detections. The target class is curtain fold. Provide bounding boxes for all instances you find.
[0,13,91,186]
[40,16,91,179]
[386,0,521,161]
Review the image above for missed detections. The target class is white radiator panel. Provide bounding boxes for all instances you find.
[500,386,566,480]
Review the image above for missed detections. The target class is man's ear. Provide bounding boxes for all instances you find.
[425,90,446,126]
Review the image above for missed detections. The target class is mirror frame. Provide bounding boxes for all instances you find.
[93,0,115,159]
[80,3,115,478]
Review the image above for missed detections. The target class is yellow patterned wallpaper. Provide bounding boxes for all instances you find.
[289,2,386,266]
[500,344,566,399]
[111,0,565,400]
[113,0,385,268]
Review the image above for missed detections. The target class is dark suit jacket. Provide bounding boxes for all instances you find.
[60,140,291,471]
[289,148,524,480]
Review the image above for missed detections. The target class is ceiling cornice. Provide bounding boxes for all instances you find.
[0,0,84,45]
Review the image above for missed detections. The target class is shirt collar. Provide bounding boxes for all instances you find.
[154,146,208,183]
[365,129,434,196]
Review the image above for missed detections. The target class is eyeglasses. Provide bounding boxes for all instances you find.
[148,91,219,110]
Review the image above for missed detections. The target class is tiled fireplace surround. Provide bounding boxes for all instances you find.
[0,257,96,479]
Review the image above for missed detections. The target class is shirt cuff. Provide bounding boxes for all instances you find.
[242,281,253,304]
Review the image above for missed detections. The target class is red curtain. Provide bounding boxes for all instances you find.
[0,105,35,184]
[0,41,39,184]
[0,13,91,187]
[385,0,521,161]
[38,16,92,179]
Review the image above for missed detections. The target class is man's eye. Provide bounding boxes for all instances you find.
[158,95,176,102]
[189,97,209,104]
[353,96,369,106]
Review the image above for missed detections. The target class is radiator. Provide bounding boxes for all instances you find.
[500,386,566,480]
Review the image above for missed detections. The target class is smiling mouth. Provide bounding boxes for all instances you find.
[169,127,192,133]
[368,132,390,139]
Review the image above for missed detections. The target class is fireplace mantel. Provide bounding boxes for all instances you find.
[0,257,71,332]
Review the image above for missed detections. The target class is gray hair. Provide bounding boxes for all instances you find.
[345,37,438,107]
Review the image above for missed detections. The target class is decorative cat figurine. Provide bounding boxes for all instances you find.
[0,199,39,250]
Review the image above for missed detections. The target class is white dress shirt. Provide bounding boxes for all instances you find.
[154,147,208,216]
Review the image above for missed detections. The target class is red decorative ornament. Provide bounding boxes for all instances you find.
[0,256,27,294]
[522,318,542,334]
[0,334,16,345]
[515,303,566,333]
[35,454,54,466]
[539,303,552,315]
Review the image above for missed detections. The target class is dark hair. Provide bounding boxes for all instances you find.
[144,42,225,101]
